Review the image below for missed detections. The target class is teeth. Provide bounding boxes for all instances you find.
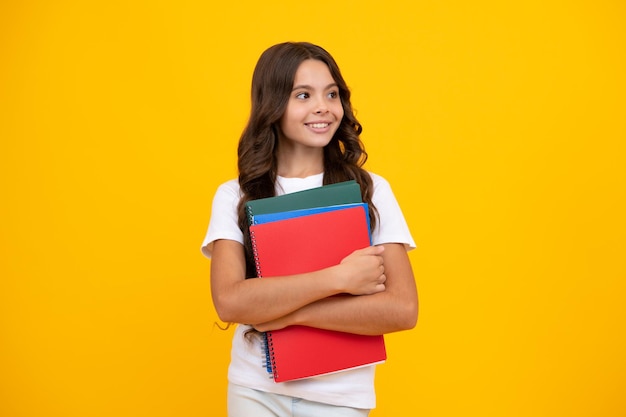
[309,123,329,128]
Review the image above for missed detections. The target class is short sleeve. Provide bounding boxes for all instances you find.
[370,173,416,250]
[201,180,244,258]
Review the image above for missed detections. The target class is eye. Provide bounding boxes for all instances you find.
[295,92,309,99]
[328,90,339,99]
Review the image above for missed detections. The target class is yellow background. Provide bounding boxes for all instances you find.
[1,1,625,416]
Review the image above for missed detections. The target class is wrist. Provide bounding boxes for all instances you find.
[326,264,347,294]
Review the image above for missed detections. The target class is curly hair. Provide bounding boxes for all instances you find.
[237,42,377,278]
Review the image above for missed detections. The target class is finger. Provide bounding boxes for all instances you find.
[374,245,385,254]
[362,245,384,255]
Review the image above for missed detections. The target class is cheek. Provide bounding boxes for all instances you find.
[336,104,345,120]
[282,106,304,124]
[279,108,294,127]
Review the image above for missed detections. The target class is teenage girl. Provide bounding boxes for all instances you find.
[201,41,418,417]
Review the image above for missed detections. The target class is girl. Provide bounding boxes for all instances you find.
[202,42,418,417]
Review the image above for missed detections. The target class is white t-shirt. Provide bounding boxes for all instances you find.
[201,172,415,409]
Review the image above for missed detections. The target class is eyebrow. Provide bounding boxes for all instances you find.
[291,83,338,91]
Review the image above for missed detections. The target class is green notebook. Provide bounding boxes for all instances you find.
[245,180,363,225]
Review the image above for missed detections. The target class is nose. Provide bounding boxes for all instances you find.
[314,95,329,114]
[314,104,329,114]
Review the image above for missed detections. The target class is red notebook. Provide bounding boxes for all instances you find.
[249,205,386,382]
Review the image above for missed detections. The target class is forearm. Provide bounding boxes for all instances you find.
[311,291,417,334]
[213,267,344,325]
[271,287,417,335]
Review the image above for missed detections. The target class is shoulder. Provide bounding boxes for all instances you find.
[216,178,241,195]
[367,172,394,199]
[210,178,242,219]
[367,171,391,187]
[367,171,401,218]
[213,178,242,203]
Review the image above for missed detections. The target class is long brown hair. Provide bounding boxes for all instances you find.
[237,42,377,278]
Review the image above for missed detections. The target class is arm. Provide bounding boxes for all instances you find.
[252,242,418,335]
[210,239,387,325]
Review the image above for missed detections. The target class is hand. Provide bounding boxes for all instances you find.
[337,245,387,296]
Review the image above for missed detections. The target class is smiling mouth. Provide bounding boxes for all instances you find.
[307,123,330,129]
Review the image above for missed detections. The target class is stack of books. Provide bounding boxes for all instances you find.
[246,180,387,383]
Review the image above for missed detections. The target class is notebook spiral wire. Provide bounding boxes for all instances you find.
[250,226,276,378]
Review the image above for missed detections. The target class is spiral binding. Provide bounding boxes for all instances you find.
[265,331,278,380]
[249,228,263,279]
[248,209,279,380]
[246,206,255,226]
[261,332,273,375]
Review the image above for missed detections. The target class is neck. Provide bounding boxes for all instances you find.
[276,147,324,179]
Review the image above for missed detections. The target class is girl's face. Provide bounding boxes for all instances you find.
[278,59,344,151]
